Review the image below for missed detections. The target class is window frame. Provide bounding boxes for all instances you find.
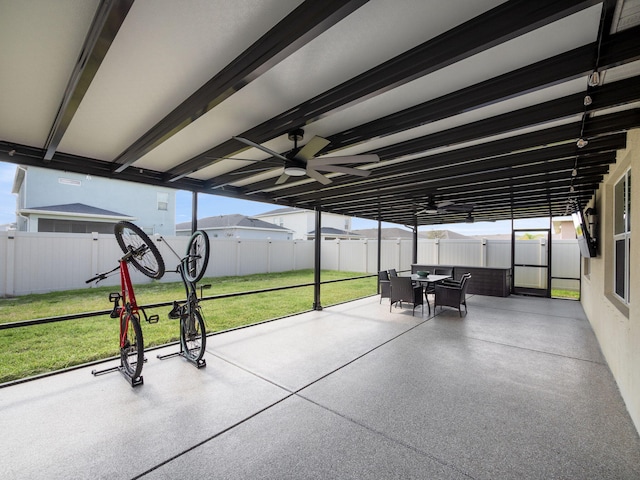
[613,169,631,304]
[157,192,169,211]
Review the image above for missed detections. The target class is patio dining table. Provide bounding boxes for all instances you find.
[410,273,452,286]
[410,274,452,314]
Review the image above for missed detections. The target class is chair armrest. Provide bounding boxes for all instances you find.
[435,283,461,292]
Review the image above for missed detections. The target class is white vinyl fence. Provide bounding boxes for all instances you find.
[0,232,579,297]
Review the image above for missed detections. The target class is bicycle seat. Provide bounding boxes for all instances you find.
[168,301,181,319]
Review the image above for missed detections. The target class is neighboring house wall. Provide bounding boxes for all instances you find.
[12,166,175,235]
[580,128,640,434]
[255,208,352,239]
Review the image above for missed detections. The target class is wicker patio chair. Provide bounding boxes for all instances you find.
[390,276,424,316]
[434,274,471,317]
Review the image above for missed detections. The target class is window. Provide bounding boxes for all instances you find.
[613,170,631,303]
[157,192,169,211]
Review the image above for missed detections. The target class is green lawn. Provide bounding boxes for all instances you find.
[0,270,376,383]
[551,288,580,300]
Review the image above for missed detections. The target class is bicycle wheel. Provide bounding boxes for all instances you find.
[184,230,209,283]
[121,313,144,379]
[180,309,206,362]
[114,221,165,279]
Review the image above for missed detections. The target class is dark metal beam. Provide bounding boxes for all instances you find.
[112,0,370,173]
[43,0,134,161]
[166,0,599,182]
[275,132,627,204]
[242,76,640,195]
[207,23,640,187]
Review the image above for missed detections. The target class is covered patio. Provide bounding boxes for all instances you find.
[2,2,640,476]
[2,294,639,479]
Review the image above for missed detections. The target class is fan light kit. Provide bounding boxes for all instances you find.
[284,166,306,176]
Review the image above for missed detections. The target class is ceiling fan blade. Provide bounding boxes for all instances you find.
[296,136,331,161]
[305,168,332,185]
[228,166,277,175]
[275,173,290,185]
[233,136,289,162]
[312,164,370,177]
[308,154,379,166]
[207,156,283,168]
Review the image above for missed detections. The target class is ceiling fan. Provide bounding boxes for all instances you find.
[233,129,379,185]
[417,196,475,216]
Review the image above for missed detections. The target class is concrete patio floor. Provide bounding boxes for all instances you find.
[1,294,639,479]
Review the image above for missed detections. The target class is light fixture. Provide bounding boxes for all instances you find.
[576,138,588,148]
[588,71,600,87]
[572,168,578,177]
[570,185,575,193]
[584,95,592,106]
[284,165,306,176]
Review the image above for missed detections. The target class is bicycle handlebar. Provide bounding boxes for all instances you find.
[85,264,120,284]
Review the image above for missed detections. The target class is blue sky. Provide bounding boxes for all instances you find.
[1,161,533,234]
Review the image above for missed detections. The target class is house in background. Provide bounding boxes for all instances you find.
[254,207,355,240]
[11,165,175,235]
[176,214,293,240]
[307,227,362,241]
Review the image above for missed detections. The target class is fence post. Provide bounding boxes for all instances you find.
[5,230,16,296]
[236,239,241,276]
[363,239,368,273]
[293,241,297,270]
[91,232,99,279]
[481,238,487,267]
[267,239,272,273]
[435,238,440,265]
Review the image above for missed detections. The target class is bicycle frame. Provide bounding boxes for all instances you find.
[88,221,165,387]
[117,260,137,348]
[91,259,158,386]
[157,245,208,368]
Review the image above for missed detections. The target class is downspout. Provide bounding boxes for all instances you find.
[15,166,29,231]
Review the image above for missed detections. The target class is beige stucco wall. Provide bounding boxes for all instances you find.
[581,128,640,434]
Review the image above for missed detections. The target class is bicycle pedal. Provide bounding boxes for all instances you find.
[147,314,159,324]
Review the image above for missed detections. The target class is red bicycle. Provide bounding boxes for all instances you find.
[86,221,165,386]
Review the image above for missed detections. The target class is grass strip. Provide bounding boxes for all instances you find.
[0,270,376,383]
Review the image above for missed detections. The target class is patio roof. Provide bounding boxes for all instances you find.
[1,1,640,226]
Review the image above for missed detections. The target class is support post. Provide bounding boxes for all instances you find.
[313,207,322,311]
[191,191,198,234]
[412,218,418,265]
[377,219,382,294]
